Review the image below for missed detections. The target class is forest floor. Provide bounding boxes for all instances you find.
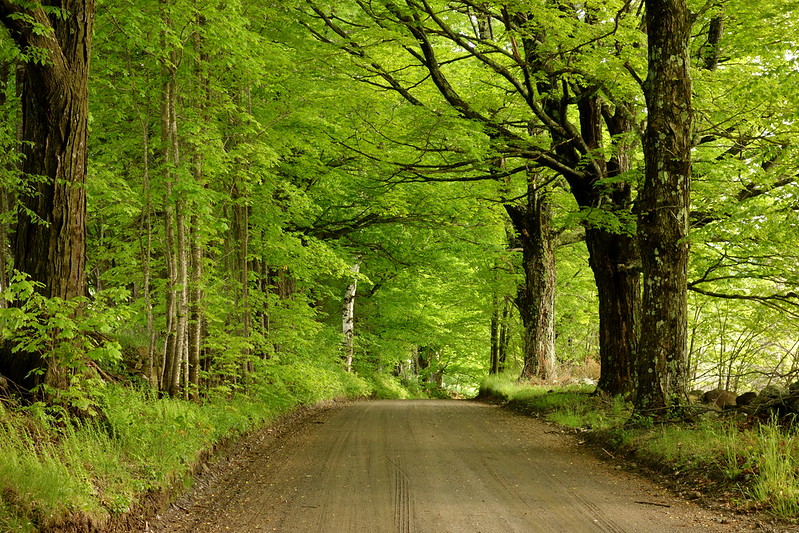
[138,399,787,533]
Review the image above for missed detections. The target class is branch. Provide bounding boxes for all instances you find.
[687,285,799,319]
[302,3,425,107]
[0,0,68,82]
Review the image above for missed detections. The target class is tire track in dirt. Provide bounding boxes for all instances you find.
[151,400,754,533]
[472,412,627,533]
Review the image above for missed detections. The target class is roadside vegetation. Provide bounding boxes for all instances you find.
[480,374,799,522]
[0,368,417,533]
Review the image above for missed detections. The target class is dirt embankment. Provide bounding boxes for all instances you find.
[138,400,785,532]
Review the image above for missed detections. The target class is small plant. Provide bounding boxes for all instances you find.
[0,272,129,414]
[747,419,799,517]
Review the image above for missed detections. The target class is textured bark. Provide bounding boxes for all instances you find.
[634,0,693,416]
[0,0,94,390]
[532,53,640,395]
[2,0,93,301]
[506,174,556,381]
[574,102,640,397]
[0,61,11,304]
[587,229,640,395]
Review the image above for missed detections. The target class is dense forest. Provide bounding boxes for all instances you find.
[0,0,798,412]
[2,0,799,529]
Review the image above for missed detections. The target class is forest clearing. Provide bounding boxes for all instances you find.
[1,0,799,530]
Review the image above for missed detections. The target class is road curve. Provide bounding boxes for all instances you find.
[152,400,749,533]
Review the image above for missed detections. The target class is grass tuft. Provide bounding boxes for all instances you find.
[747,421,799,516]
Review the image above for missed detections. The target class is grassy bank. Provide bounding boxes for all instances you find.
[0,362,417,532]
[480,373,799,521]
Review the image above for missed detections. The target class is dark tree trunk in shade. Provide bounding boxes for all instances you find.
[587,228,640,396]
[0,0,94,390]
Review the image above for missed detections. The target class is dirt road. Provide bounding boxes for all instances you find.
[150,400,759,532]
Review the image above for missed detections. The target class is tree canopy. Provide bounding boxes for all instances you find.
[0,0,797,416]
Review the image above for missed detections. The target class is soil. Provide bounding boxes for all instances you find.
[143,399,791,533]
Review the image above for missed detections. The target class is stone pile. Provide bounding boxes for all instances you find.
[693,383,799,419]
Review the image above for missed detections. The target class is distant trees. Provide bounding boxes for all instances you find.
[302,0,799,409]
[303,0,644,392]
[70,0,499,399]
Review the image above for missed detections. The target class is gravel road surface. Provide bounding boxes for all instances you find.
[150,399,761,532]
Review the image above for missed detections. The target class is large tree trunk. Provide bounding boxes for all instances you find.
[634,0,693,416]
[506,174,556,381]
[538,86,640,396]
[7,3,92,301]
[586,229,639,395]
[568,98,640,397]
[0,0,94,390]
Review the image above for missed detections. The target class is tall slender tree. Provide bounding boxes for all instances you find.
[505,171,556,380]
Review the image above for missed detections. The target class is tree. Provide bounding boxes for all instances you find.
[505,171,556,380]
[633,0,693,416]
[302,0,644,392]
[0,0,94,390]
[342,261,359,372]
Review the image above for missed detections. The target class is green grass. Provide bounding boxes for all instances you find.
[0,360,415,531]
[747,421,799,516]
[479,374,799,521]
[0,412,101,532]
[481,372,622,429]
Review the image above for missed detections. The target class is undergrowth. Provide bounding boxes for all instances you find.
[480,372,799,521]
[0,362,415,532]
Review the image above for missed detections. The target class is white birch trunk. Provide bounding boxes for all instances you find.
[342,263,360,372]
